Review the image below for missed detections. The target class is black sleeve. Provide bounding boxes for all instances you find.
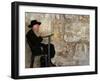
[26,32,43,47]
[38,36,43,42]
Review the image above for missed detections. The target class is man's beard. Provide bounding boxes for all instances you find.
[34,30,40,37]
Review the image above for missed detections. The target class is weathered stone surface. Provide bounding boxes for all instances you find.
[25,13,89,68]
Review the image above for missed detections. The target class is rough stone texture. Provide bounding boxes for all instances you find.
[25,12,90,68]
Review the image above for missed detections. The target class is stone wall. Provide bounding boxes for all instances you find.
[25,12,90,68]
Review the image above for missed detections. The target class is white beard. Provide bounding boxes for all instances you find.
[34,30,40,37]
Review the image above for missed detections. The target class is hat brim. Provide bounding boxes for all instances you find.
[28,22,41,28]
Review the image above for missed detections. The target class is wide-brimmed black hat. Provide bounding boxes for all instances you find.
[28,20,41,28]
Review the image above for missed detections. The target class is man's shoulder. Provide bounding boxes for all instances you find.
[26,29,36,37]
[26,29,32,36]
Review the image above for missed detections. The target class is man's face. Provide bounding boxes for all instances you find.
[32,24,40,32]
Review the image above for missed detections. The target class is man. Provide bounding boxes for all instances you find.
[26,20,55,68]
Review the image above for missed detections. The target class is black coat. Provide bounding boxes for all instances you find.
[26,29,55,58]
[26,29,44,56]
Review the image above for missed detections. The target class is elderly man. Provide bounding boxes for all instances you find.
[26,20,55,68]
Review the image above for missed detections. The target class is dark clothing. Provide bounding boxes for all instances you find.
[43,44,55,58]
[26,29,43,56]
[26,29,55,67]
[26,29,55,58]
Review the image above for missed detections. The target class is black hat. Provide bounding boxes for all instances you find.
[28,20,41,28]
